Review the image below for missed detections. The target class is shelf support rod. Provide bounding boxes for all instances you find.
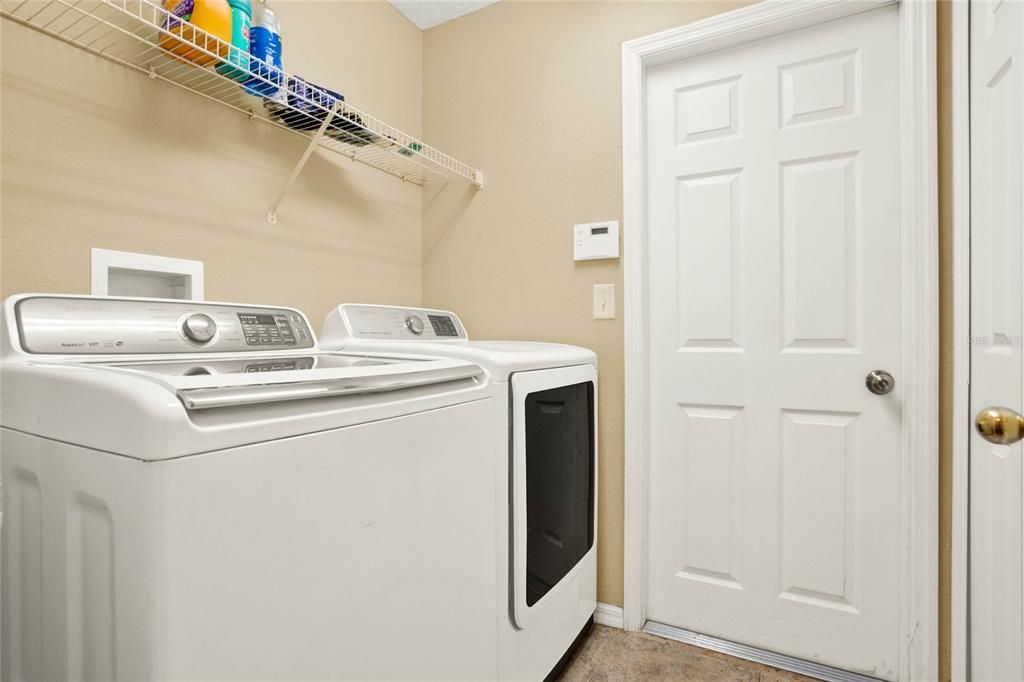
[267,101,342,224]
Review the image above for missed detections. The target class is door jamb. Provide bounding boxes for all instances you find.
[950,1,970,680]
[621,1,939,680]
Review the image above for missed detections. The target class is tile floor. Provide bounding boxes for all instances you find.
[557,625,816,682]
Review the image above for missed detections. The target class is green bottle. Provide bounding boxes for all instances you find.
[215,0,251,81]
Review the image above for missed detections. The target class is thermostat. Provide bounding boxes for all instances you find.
[574,221,620,261]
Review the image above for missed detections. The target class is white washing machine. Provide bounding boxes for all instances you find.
[322,304,598,682]
[1,294,499,681]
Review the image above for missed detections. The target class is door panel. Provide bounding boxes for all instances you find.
[676,171,743,349]
[645,7,901,678]
[676,404,744,588]
[779,409,859,613]
[781,152,860,350]
[969,0,1024,679]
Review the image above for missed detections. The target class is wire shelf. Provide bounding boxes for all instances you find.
[1,0,483,193]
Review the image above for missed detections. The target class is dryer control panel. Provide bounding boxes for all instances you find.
[329,305,468,342]
[13,296,315,355]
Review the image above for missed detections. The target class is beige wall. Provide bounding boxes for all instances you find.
[1,1,424,323]
[422,1,955,678]
[936,2,953,678]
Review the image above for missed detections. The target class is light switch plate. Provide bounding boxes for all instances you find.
[574,221,620,261]
[593,283,615,319]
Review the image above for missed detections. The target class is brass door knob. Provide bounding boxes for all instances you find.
[975,406,1024,445]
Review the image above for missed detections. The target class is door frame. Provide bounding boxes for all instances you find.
[621,1,939,680]
[949,1,969,680]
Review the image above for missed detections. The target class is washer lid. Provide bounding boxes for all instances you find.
[1,296,491,459]
[322,304,597,378]
[2,350,489,460]
[393,340,597,378]
[58,352,482,411]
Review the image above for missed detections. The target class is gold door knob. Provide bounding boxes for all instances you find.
[975,406,1024,445]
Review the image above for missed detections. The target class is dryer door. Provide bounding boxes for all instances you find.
[511,364,597,629]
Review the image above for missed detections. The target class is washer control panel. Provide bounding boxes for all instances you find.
[238,312,307,347]
[14,296,315,355]
[334,305,467,342]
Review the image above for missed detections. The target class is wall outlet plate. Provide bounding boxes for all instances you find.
[574,221,620,261]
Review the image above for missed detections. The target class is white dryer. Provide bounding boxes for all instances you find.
[1,295,499,681]
[322,304,598,682]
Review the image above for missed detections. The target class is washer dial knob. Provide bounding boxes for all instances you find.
[182,313,217,344]
[405,315,425,335]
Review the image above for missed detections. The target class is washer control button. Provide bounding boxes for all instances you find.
[182,313,217,344]
[405,315,425,335]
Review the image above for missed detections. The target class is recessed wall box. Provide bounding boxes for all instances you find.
[91,249,204,300]
[573,221,620,261]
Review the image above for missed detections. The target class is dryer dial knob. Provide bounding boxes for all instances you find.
[182,313,217,344]
[405,315,425,335]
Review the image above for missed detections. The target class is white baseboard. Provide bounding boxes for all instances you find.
[594,602,624,629]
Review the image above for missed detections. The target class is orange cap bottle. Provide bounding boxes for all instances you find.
[160,0,232,66]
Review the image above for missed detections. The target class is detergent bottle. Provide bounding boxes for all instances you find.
[215,0,252,81]
[244,0,283,96]
[160,0,232,67]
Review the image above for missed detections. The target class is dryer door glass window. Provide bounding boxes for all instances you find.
[524,381,595,606]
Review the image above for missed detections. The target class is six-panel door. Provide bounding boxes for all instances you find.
[644,6,903,678]
[969,0,1024,679]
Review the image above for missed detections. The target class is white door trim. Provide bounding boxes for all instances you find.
[949,1,970,680]
[621,2,939,680]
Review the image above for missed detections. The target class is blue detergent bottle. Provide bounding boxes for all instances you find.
[244,0,283,97]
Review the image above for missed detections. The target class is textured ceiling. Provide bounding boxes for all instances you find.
[389,0,500,30]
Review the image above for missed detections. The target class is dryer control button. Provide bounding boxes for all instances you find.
[405,315,425,335]
[182,313,217,344]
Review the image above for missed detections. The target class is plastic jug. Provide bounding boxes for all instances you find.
[160,0,232,66]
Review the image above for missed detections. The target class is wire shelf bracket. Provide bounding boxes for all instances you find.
[2,0,484,224]
[267,100,340,224]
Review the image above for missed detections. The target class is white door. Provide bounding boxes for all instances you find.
[969,0,1024,679]
[644,6,903,678]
